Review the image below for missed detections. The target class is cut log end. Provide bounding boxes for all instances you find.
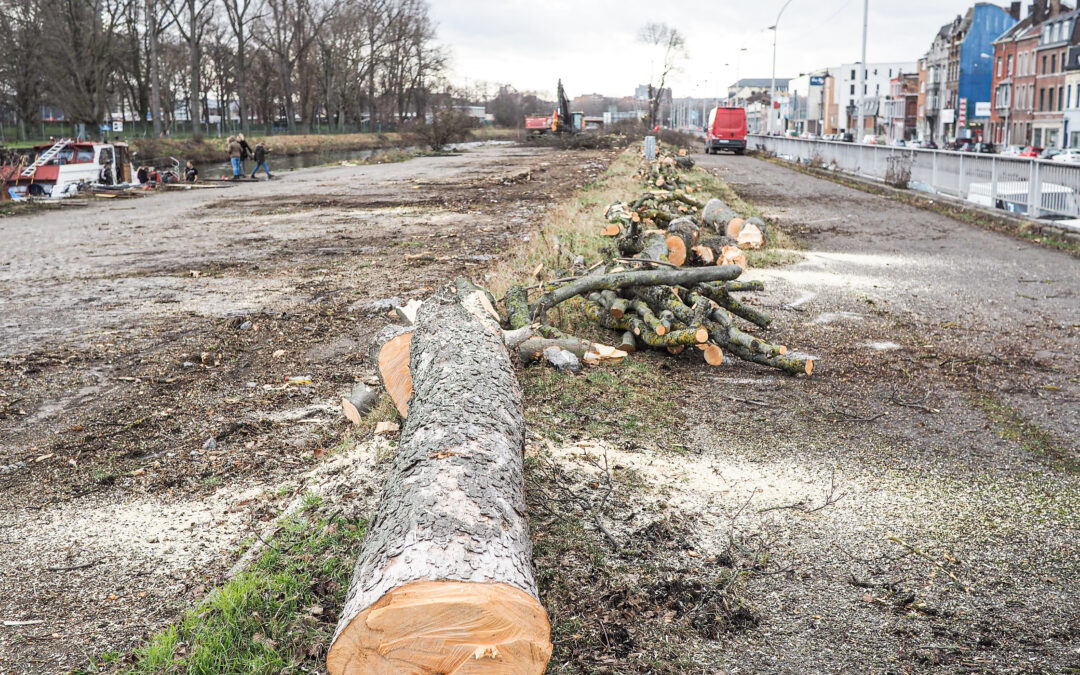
[805,359,814,376]
[327,580,552,675]
[697,343,724,366]
[377,332,413,417]
[665,235,688,267]
[725,217,745,239]
[694,327,709,343]
[691,244,716,265]
[601,223,622,237]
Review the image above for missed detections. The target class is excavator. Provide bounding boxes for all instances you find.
[524,80,583,137]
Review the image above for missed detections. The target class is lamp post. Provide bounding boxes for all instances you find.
[857,0,868,141]
[769,0,795,134]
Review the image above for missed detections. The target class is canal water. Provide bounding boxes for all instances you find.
[203,140,514,178]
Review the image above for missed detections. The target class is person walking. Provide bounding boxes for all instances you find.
[250,141,273,180]
[237,133,253,176]
[227,136,242,179]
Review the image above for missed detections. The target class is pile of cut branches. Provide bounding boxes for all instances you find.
[501,146,814,376]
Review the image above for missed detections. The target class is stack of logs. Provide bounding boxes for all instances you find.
[504,148,813,376]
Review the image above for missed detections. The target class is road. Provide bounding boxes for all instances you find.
[679,151,1080,672]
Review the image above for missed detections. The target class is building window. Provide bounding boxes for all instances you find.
[1059,85,1064,110]
[1008,54,1013,75]
[850,84,855,95]
[1052,54,1057,73]
[1069,84,1073,109]
[1040,88,1046,111]
[997,57,1002,77]
[851,69,856,80]
[1043,55,1048,74]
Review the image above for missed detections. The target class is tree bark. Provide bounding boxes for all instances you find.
[329,290,551,674]
[530,265,743,319]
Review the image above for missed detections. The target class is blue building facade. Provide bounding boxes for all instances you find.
[960,3,1020,120]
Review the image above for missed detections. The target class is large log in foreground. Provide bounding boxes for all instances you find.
[328,288,552,674]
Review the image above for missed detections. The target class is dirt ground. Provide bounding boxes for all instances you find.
[2,142,1078,674]
[556,152,1078,673]
[0,145,614,672]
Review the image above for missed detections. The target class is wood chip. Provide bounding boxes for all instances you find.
[395,299,423,325]
[3,620,44,627]
[342,399,362,426]
[374,421,400,434]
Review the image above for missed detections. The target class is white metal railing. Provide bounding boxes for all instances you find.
[749,134,1080,219]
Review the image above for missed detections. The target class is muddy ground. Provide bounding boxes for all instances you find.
[0,145,613,672]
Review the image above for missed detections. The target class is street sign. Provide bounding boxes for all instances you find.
[959,98,968,126]
[809,76,825,86]
[112,121,124,132]
[974,101,991,117]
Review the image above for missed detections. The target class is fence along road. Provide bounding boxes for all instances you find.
[749,134,1080,220]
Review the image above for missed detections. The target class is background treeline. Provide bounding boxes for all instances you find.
[0,0,452,140]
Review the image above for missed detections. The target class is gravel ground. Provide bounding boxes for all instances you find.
[0,145,614,672]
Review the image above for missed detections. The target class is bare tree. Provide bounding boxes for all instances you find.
[0,0,45,140]
[637,22,686,129]
[255,0,336,132]
[167,0,214,139]
[222,0,264,133]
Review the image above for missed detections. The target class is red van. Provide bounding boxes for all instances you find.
[705,106,747,155]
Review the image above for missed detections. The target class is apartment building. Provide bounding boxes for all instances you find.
[833,61,918,133]
[1031,8,1079,147]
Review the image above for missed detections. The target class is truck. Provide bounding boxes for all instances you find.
[704,106,748,155]
[524,79,584,137]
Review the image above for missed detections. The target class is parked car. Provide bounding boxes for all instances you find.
[892,139,907,147]
[970,142,997,154]
[1051,148,1080,163]
[1019,146,1044,157]
[841,133,854,143]
[914,140,939,149]
[1039,148,1062,160]
[1001,145,1025,156]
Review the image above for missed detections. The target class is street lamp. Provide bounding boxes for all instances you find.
[769,0,795,134]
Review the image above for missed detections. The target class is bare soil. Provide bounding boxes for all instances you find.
[0,145,614,673]
[531,153,1079,674]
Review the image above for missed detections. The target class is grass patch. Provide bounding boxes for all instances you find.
[973,393,1079,474]
[520,351,680,446]
[78,495,366,674]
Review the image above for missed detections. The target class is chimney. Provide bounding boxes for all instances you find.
[1031,0,1047,23]
[1010,1,1021,19]
[1050,0,1062,15]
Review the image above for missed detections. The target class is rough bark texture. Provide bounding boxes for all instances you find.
[329,292,551,674]
[504,286,531,330]
[516,336,594,364]
[529,266,744,319]
[701,198,737,231]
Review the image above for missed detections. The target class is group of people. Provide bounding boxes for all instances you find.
[134,160,199,185]
[228,133,272,180]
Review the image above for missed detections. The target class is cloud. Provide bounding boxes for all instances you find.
[428,0,994,98]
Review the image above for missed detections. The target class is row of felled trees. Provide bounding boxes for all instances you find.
[0,0,445,140]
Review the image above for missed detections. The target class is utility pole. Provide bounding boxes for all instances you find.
[769,1,795,134]
[857,0,868,141]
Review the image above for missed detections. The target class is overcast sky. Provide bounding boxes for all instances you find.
[427,0,996,99]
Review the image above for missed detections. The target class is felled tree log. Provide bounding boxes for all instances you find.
[516,336,595,364]
[694,283,773,329]
[691,236,738,265]
[529,265,743,319]
[329,289,552,674]
[702,198,737,231]
[583,298,706,347]
[628,299,668,336]
[504,286,531,330]
[666,218,701,266]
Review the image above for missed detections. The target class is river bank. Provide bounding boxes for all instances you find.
[129,127,521,164]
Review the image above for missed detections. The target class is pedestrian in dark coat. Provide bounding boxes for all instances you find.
[250,142,273,179]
